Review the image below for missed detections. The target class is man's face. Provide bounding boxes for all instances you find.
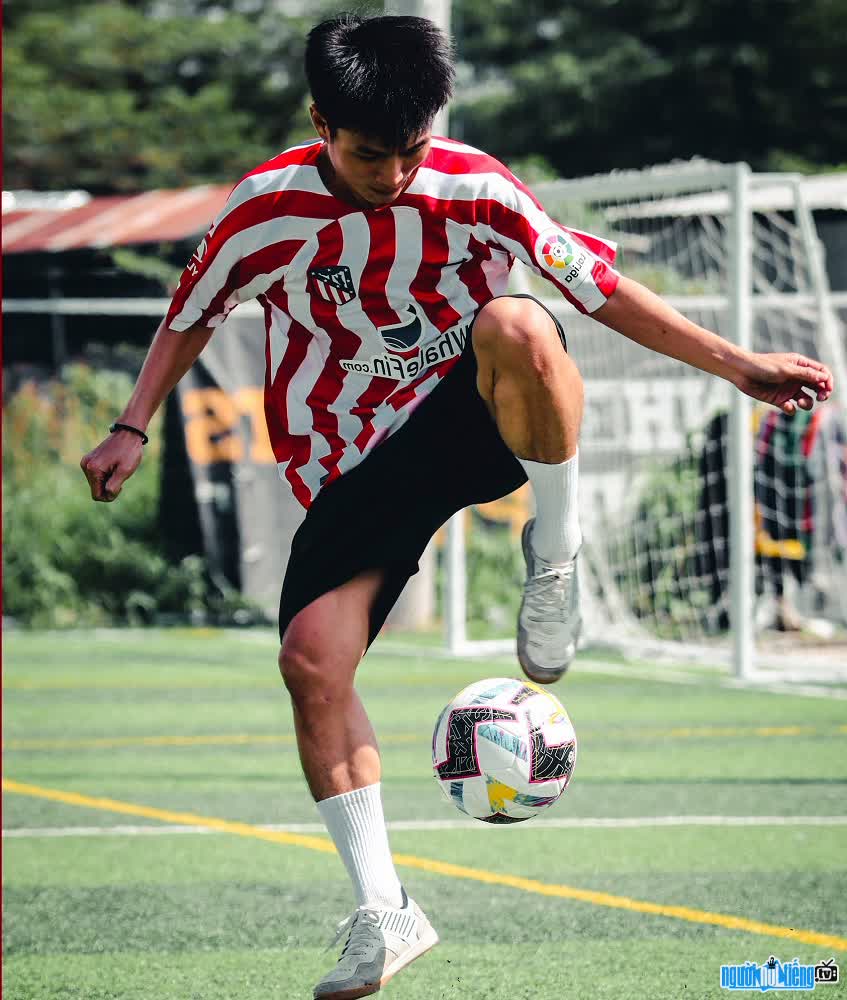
[311,107,431,208]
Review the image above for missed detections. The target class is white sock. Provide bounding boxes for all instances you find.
[519,450,582,563]
[317,783,404,909]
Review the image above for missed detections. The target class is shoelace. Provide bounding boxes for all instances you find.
[525,561,577,630]
[326,909,382,960]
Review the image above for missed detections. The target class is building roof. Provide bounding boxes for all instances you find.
[2,185,230,253]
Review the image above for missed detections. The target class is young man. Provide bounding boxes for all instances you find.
[81,13,834,999]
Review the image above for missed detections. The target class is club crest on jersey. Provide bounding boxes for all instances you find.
[378,306,423,356]
[309,265,357,304]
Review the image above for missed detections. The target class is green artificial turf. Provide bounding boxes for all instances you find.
[3,628,846,999]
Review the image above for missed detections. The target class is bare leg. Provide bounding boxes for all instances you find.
[472,296,583,463]
[282,572,439,993]
[279,568,385,800]
[473,296,586,680]
[279,568,405,911]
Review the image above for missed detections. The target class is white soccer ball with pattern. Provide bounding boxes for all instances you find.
[432,677,577,824]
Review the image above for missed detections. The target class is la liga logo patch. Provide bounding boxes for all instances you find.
[535,229,589,287]
[538,231,576,270]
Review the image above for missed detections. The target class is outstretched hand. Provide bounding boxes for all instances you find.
[80,431,144,502]
[733,352,834,415]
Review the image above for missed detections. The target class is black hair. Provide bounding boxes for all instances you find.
[305,12,455,147]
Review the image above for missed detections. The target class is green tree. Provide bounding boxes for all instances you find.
[3,0,337,192]
[454,0,847,176]
[5,0,844,192]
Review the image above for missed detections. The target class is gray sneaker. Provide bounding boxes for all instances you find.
[314,891,438,999]
[517,518,582,684]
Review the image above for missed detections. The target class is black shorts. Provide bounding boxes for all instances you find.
[278,294,567,646]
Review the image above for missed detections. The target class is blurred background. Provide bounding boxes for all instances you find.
[3,0,846,668]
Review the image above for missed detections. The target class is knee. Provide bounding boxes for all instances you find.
[473,298,570,377]
[278,642,348,711]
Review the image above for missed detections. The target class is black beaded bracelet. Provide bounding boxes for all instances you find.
[109,422,149,445]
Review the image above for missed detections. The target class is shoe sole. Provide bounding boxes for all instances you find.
[314,925,440,1000]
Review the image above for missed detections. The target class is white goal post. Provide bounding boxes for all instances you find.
[445,161,847,677]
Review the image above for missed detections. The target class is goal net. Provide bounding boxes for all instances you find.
[444,162,847,673]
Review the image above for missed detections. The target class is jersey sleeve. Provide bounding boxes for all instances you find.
[480,166,620,314]
[165,182,258,332]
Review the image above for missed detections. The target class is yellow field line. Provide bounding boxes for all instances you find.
[392,852,847,951]
[2,779,336,854]
[5,725,846,751]
[1,676,460,692]
[2,734,420,751]
[633,725,823,738]
[4,778,845,953]
[3,734,292,750]
[2,680,277,691]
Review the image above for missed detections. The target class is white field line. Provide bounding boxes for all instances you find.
[5,815,847,839]
[722,675,847,699]
[579,660,847,699]
[378,650,847,699]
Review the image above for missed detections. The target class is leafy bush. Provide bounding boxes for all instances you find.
[3,363,260,628]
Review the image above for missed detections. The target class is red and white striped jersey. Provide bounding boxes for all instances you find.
[166,137,619,508]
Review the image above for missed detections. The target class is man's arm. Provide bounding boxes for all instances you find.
[593,276,834,413]
[80,321,213,502]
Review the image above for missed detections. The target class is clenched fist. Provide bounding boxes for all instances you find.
[80,430,145,502]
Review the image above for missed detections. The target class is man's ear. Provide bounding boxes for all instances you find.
[310,104,330,142]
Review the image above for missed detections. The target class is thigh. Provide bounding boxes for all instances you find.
[280,567,385,664]
[278,448,440,648]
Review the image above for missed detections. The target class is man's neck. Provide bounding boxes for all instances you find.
[316,147,373,209]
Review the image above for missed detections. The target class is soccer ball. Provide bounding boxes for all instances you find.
[432,677,577,824]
